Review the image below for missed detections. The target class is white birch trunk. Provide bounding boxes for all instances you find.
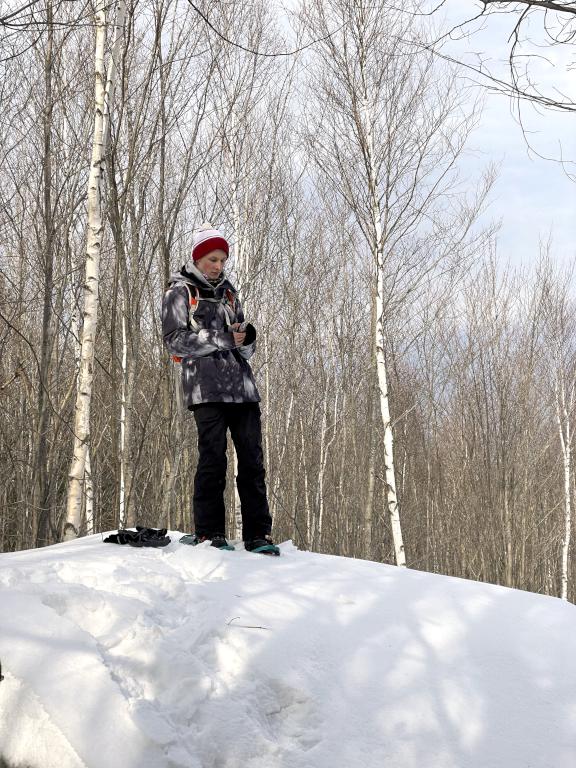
[102,1,126,145]
[314,385,329,550]
[85,448,94,535]
[160,365,184,529]
[271,389,294,513]
[63,3,107,539]
[364,437,376,559]
[315,379,338,551]
[365,94,407,568]
[231,447,241,539]
[227,121,255,540]
[264,331,271,482]
[118,301,127,528]
[69,196,91,534]
[363,295,377,559]
[561,437,571,601]
[232,196,247,302]
[376,266,406,567]
[300,415,312,548]
[556,379,573,601]
[64,0,126,539]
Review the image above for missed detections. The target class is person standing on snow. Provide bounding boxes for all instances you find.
[161,223,278,555]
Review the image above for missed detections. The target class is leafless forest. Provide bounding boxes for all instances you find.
[0,0,574,601]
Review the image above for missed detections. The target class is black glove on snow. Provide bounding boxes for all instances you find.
[104,526,170,547]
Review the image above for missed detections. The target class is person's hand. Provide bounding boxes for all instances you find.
[230,322,246,346]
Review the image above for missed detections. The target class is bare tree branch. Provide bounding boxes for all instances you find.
[482,1,576,15]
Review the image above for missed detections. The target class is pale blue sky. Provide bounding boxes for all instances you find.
[431,0,576,268]
[279,1,575,268]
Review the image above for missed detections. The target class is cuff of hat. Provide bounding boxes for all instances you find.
[192,236,229,262]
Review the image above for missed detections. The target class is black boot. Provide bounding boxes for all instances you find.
[179,533,235,551]
[244,535,280,556]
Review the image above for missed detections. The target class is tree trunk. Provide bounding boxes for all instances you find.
[376,335,406,567]
[299,414,312,549]
[65,0,126,539]
[35,4,55,546]
[118,301,128,527]
[363,78,406,567]
[122,346,137,527]
[85,448,94,534]
[271,389,294,515]
[315,379,338,552]
[374,233,406,566]
[503,488,514,587]
[228,125,247,540]
[363,295,378,560]
[557,380,572,601]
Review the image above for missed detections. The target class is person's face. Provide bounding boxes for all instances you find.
[195,249,227,279]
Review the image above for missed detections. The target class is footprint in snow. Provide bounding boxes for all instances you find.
[260,678,322,752]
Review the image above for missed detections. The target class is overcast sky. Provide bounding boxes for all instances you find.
[279,1,575,268]
[422,0,576,269]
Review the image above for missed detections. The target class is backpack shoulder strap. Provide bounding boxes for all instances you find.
[170,282,200,364]
[222,287,238,326]
[173,281,200,329]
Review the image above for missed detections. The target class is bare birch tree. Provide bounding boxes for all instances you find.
[299,0,490,566]
[64,0,126,539]
[537,258,576,600]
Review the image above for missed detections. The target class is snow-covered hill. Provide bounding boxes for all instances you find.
[0,534,575,768]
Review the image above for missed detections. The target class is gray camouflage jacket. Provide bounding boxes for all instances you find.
[162,264,260,408]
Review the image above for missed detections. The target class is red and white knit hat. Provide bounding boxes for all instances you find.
[191,223,229,261]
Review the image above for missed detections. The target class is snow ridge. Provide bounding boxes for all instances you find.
[0,534,575,768]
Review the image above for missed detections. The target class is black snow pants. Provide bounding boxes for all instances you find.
[192,403,272,540]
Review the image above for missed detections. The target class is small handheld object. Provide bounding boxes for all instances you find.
[238,322,256,345]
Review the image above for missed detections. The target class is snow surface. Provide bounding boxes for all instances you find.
[0,534,575,768]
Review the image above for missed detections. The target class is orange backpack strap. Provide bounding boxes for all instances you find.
[186,283,200,326]
[222,288,237,326]
[171,282,200,364]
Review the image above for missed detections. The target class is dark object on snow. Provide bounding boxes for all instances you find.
[0,659,4,682]
[104,526,171,547]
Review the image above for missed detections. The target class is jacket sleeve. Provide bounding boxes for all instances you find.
[162,285,235,359]
[234,296,257,361]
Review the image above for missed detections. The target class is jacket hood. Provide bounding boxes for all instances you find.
[168,263,236,294]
